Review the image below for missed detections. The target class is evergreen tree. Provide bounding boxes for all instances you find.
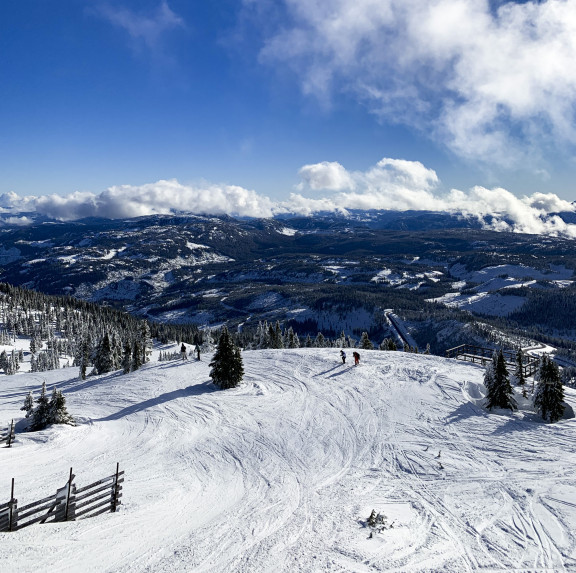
[485,350,517,411]
[132,340,143,371]
[514,349,526,387]
[30,382,51,431]
[533,355,565,423]
[314,332,326,348]
[360,332,374,350]
[93,333,114,374]
[122,341,133,374]
[48,387,75,425]
[286,327,300,349]
[273,321,284,349]
[79,340,90,380]
[140,322,152,364]
[209,327,244,389]
[21,391,34,418]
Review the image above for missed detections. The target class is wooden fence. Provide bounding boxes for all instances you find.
[0,464,123,532]
[445,344,539,377]
[0,420,15,447]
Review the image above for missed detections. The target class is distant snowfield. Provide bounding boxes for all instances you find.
[1,349,576,572]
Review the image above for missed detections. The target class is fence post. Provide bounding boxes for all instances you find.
[8,478,17,532]
[112,462,120,512]
[64,467,74,521]
[7,419,14,447]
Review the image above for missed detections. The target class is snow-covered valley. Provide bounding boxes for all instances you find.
[2,348,576,572]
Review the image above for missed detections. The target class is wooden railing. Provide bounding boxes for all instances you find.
[0,420,15,447]
[445,344,539,377]
[0,464,123,532]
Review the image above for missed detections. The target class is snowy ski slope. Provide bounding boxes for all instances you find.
[1,348,576,572]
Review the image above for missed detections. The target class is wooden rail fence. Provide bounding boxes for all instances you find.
[0,420,15,447]
[0,463,123,532]
[445,344,539,377]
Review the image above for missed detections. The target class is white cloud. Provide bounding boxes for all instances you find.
[3,180,275,221]
[94,1,184,52]
[284,156,576,237]
[298,161,355,191]
[257,0,576,166]
[3,158,576,238]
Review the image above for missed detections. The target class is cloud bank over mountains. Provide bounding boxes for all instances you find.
[1,157,576,238]
[258,0,576,168]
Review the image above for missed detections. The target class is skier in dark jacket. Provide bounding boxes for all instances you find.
[353,351,360,366]
[181,343,187,361]
[340,349,346,364]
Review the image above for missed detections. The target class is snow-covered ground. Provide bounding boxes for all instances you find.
[2,348,576,572]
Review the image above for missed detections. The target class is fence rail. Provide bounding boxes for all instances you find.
[445,344,539,376]
[0,464,123,532]
[0,420,15,447]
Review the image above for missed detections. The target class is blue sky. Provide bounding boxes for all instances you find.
[2,0,576,227]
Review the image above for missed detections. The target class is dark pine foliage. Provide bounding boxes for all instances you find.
[209,327,244,389]
[533,355,565,423]
[485,350,517,411]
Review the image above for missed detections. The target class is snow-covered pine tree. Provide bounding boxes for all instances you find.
[49,387,75,425]
[483,353,496,396]
[286,327,300,348]
[256,321,270,349]
[485,350,517,411]
[78,340,90,380]
[21,391,34,418]
[30,381,51,431]
[314,332,326,348]
[140,322,152,364]
[513,349,526,387]
[533,355,565,423]
[209,326,243,389]
[122,341,132,374]
[304,334,313,348]
[274,321,284,349]
[93,333,114,374]
[379,338,391,350]
[360,332,374,350]
[132,340,143,371]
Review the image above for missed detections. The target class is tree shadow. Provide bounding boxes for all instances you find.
[445,402,484,424]
[94,381,216,422]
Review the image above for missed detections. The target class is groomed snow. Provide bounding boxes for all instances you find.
[1,349,576,572]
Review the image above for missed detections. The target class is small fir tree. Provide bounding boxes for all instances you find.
[30,382,51,431]
[533,355,565,423]
[485,350,517,411]
[48,387,75,425]
[94,333,114,374]
[514,349,526,386]
[122,341,133,374]
[21,391,34,418]
[79,340,90,380]
[209,327,244,389]
[360,332,374,350]
[132,340,143,371]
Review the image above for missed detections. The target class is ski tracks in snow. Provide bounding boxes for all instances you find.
[2,350,576,572]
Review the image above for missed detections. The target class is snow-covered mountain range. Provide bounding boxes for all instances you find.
[0,211,575,357]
